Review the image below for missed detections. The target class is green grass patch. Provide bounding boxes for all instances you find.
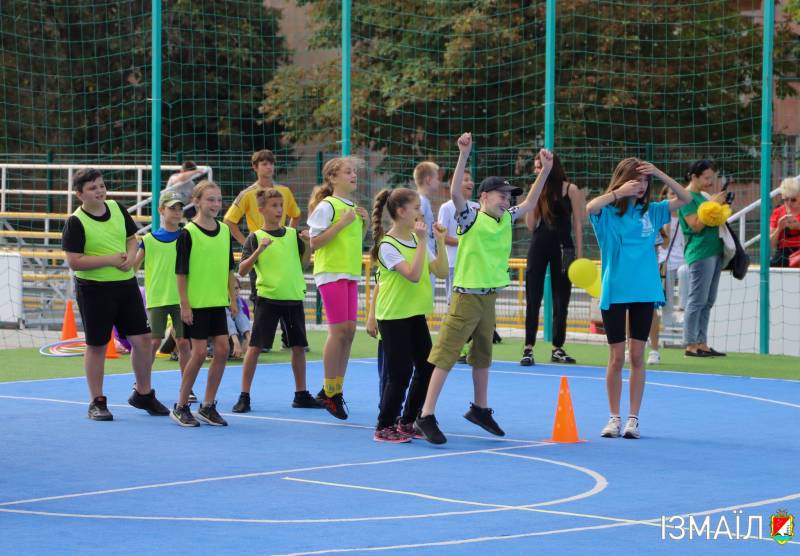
[1,331,797,383]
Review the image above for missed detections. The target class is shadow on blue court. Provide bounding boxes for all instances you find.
[1,359,798,554]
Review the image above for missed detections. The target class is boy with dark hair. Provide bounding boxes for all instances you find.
[62,168,170,420]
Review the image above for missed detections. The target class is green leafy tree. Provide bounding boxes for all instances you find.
[261,0,796,183]
[0,0,288,160]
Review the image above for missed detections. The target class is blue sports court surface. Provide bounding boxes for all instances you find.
[1,359,798,554]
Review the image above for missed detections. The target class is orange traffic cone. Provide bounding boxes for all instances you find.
[60,300,78,340]
[549,376,583,443]
[105,337,119,359]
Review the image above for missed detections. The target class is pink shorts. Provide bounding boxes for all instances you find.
[319,279,358,324]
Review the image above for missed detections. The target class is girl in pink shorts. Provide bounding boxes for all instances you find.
[307,157,368,419]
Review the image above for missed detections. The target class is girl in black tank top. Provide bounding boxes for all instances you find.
[522,153,585,366]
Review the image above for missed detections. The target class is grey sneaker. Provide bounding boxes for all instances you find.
[197,401,228,426]
[88,396,113,421]
[622,416,640,439]
[601,416,621,438]
[171,403,199,427]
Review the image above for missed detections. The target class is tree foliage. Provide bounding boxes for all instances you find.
[260,0,797,182]
[0,0,288,160]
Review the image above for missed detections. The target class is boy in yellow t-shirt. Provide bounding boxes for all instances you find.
[224,149,301,245]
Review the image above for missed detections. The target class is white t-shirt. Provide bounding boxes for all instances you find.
[377,236,418,270]
[418,193,436,256]
[437,199,480,268]
[658,215,686,271]
[308,196,360,287]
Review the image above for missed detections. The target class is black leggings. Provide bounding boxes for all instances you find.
[525,239,572,347]
[376,315,434,429]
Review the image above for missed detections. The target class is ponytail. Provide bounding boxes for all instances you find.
[308,183,334,214]
[370,189,392,261]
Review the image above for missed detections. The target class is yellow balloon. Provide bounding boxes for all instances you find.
[568,258,597,289]
[586,274,601,298]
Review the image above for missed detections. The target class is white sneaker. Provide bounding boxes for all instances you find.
[623,417,640,439]
[601,416,621,438]
[647,350,660,365]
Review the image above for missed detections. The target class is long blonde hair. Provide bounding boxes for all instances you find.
[309,157,354,214]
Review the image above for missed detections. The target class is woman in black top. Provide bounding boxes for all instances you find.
[522,153,585,365]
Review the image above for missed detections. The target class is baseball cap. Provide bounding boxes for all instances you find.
[478,176,523,197]
[159,190,184,208]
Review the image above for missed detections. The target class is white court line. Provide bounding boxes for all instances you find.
[283,450,608,517]
[352,358,800,384]
[0,394,545,445]
[273,490,800,555]
[0,442,546,508]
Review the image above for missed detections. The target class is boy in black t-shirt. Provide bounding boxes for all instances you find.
[62,168,169,421]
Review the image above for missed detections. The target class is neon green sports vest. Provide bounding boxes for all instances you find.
[73,200,134,282]
[142,232,179,308]
[312,197,363,276]
[185,221,231,308]
[376,234,433,320]
[453,210,512,289]
[253,228,306,301]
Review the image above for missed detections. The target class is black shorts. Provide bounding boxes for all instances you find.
[600,302,654,345]
[183,307,229,340]
[250,298,308,349]
[75,278,150,346]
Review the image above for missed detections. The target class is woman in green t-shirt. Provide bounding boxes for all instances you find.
[677,160,729,358]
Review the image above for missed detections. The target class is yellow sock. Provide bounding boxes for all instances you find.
[335,376,344,395]
[324,377,337,397]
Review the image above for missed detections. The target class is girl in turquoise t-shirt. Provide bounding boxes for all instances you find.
[588,158,691,440]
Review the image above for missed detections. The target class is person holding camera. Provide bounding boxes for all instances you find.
[769,176,800,268]
[678,160,728,357]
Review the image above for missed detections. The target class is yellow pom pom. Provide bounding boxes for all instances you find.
[697,201,729,227]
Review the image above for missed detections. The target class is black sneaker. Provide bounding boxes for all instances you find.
[318,391,348,420]
[169,352,179,361]
[170,403,199,427]
[232,392,251,413]
[188,390,198,404]
[520,347,534,367]
[464,403,505,436]
[128,388,170,416]
[292,390,322,409]
[492,330,502,344]
[88,396,113,421]
[414,413,447,444]
[197,402,228,426]
[551,348,576,364]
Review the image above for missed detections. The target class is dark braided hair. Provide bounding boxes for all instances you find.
[370,188,419,261]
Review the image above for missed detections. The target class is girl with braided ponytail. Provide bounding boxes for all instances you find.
[307,157,369,419]
[366,188,448,442]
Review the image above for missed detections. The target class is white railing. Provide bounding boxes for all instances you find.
[727,186,782,248]
[0,163,212,215]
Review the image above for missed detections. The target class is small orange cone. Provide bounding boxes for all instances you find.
[60,300,78,340]
[105,338,119,359]
[549,376,583,443]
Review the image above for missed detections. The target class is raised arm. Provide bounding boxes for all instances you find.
[450,133,473,215]
[637,162,692,211]
[515,149,553,217]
